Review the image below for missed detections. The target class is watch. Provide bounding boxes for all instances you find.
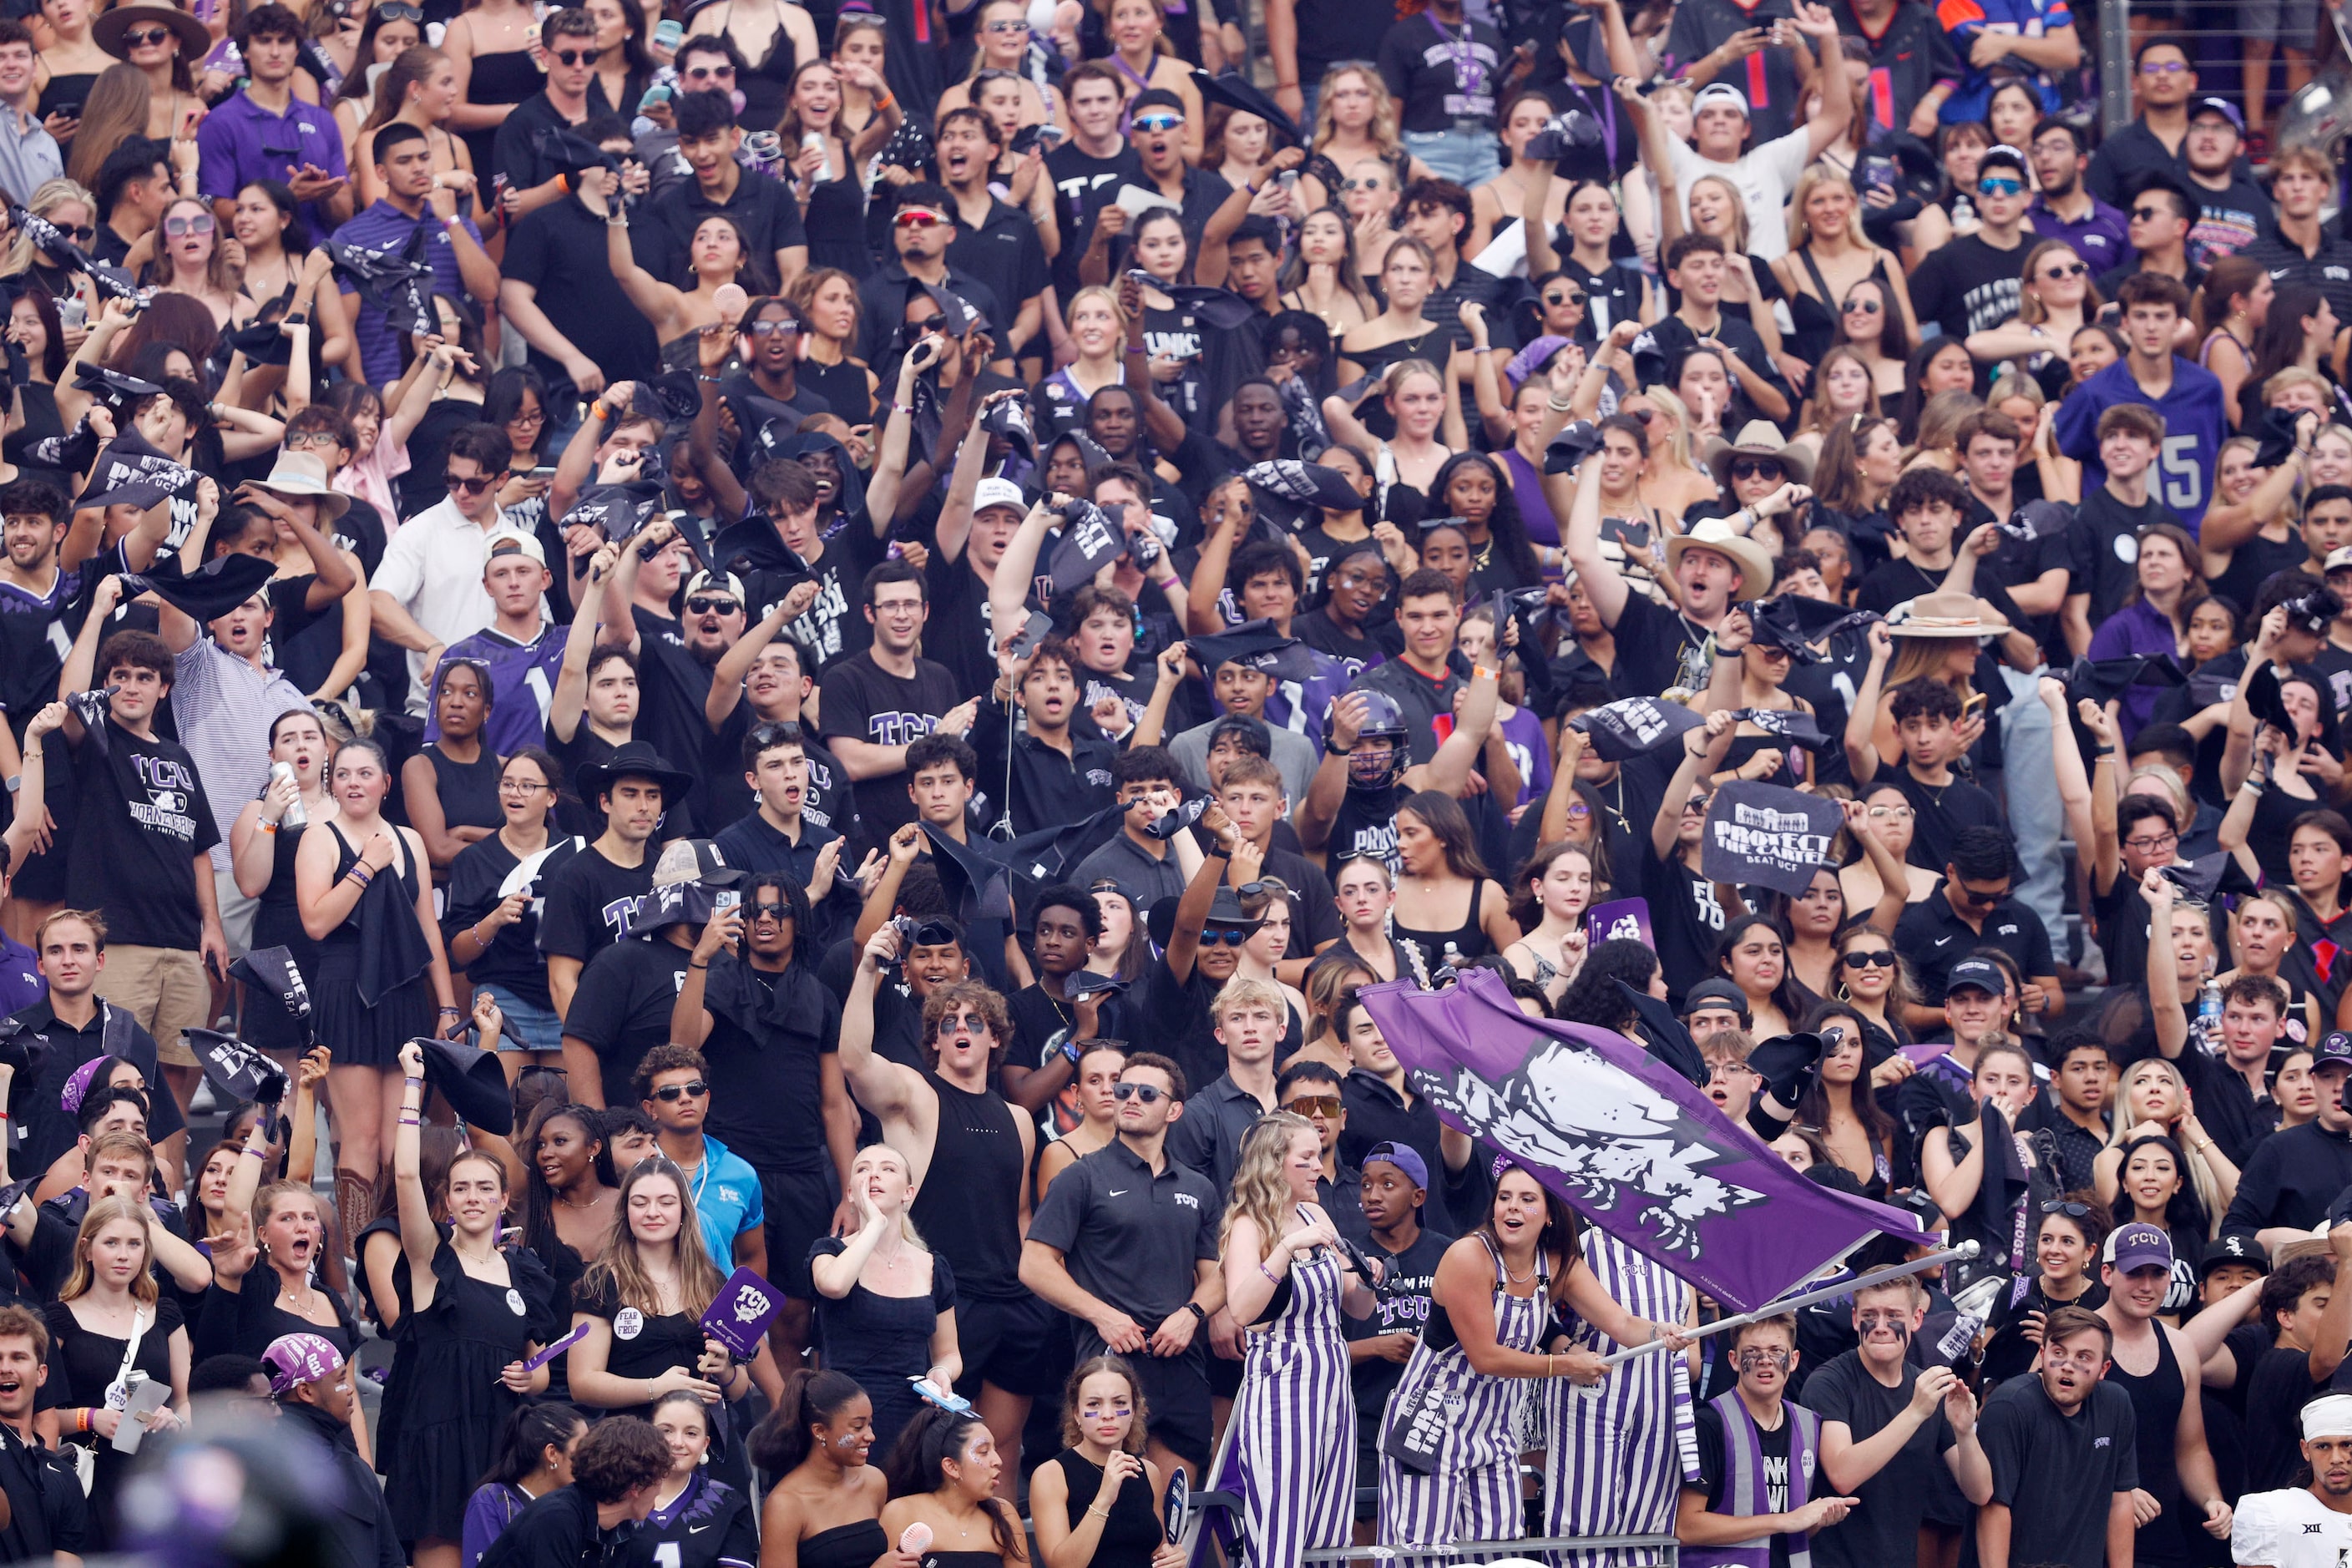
[1325,736,1349,757]
[1184,1302,1208,1324]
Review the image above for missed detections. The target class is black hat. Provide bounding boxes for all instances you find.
[414,1037,514,1135]
[1726,706,1831,752]
[1047,498,1126,594]
[532,124,619,182]
[1002,802,1127,906]
[1240,460,1362,513]
[68,366,161,409]
[1680,978,1750,1019]
[1523,108,1604,162]
[2244,661,2302,736]
[573,742,693,808]
[640,372,703,425]
[2066,654,2187,704]
[2198,1232,2270,1278]
[1569,695,1707,761]
[231,946,315,1029]
[1156,283,1261,333]
[1068,969,1129,999]
[980,395,1037,463]
[1743,594,1869,663]
[2314,1029,2352,1071]
[920,822,1014,923]
[1544,419,1605,474]
[118,554,280,625]
[186,1029,288,1106]
[2158,850,2259,905]
[918,282,988,337]
[326,229,437,337]
[1999,498,2074,542]
[1191,68,1302,144]
[1945,958,2006,998]
[1187,619,1321,683]
[2253,403,2310,471]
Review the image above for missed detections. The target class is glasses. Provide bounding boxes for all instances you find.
[1681,794,1712,815]
[1954,882,2011,907]
[2040,262,2088,280]
[1111,1082,1166,1103]
[1338,178,1384,192]
[984,16,1029,28]
[748,901,790,922]
[2141,58,2189,73]
[1978,176,2026,197]
[747,319,801,337]
[445,472,495,494]
[550,47,594,64]
[507,406,545,426]
[498,777,552,796]
[2129,205,2168,222]
[1843,296,1881,314]
[1565,802,1591,819]
[651,1080,711,1101]
[895,209,946,228]
[1133,111,1184,132]
[1840,949,1898,969]
[681,63,736,78]
[1284,1095,1341,1118]
[2123,832,2178,852]
[1199,928,1251,947]
[935,1013,991,1036]
[1730,458,1783,482]
[685,595,741,615]
[1628,407,1654,425]
[123,25,172,45]
[1867,803,1914,819]
[164,213,215,238]
[2041,1200,2092,1217]
[1733,1348,1792,1368]
[376,2,423,18]
[1542,287,1586,308]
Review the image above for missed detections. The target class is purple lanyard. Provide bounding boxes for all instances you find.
[1429,13,1485,99]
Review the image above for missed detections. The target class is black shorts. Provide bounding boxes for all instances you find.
[760,1166,837,1300]
[955,1293,1069,1399]
[1103,1339,1211,1470]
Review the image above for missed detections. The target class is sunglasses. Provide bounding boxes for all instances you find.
[1627,407,1654,424]
[1843,296,1881,314]
[2129,205,2168,221]
[2041,1200,2092,1218]
[2040,262,2088,280]
[550,47,594,64]
[1730,458,1784,482]
[1284,1095,1341,1118]
[1198,927,1252,947]
[123,25,172,45]
[983,17,1029,28]
[1840,949,1898,969]
[744,319,802,340]
[48,224,94,244]
[164,213,215,238]
[1977,176,2026,196]
[445,472,495,493]
[376,3,423,19]
[685,595,741,615]
[682,63,736,78]
[651,1080,711,1100]
[2140,58,2189,73]
[1954,882,2011,907]
[895,209,946,228]
[1542,287,1586,307]
[748,901,790,922]
[1133,111,1184,132]
[1111,1082,1166,1103]
[1339,179,1385,192]
[936,1013,993,1036]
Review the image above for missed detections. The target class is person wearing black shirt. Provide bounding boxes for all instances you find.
[8,910,187,1186]
[1376,0,1505,188]
[854,183,1009,372]
[539,743,685,1023]
[635,88,809,293]
[1644,234,1793,431]
[1909,147,2036,343]
[2219,1033,2352,1247]
[711,721,851,946]
[2084,39,2202,211]
[611,534,744,831]
[1830,0,1960,136]
[489,10,596,201]
[1641,712,1738,1010]
[2065,415,2188,637]
[2236,1245,2352,1495]
[2183,99,2270,267]
[1892,827,2060,1010]
[938,110,1050,363]
[559,877,702,1109]
[1849,669,2006,878]
[264,1334,402,1568]
[2243,148,2352,328]
[443,749,582,1064]
[1975,1308,2141,1568]
[503,121,660,402]
[1045,64,1146,301]
[1344,1143,1452,1520]
[479,1416,673,1568]
[817,561,974,850]
[970,640,1120,842]
[0,1308,86,1564]
[670,871,852,1363]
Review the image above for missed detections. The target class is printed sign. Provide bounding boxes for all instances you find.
[1570,697,1705,762]
[700,1266,784,1360]
[1698,781,1843,897]
[1586,897,1653,951]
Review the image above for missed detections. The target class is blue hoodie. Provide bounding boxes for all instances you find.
[2052,355,2230,533]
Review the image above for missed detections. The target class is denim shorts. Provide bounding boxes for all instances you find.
[1402,127,1501,189]
[478,984,564,1053]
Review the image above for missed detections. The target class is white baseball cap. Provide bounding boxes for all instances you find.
[483,528,546,566]
[1692,83,1749,118]
[974,477,1028,514]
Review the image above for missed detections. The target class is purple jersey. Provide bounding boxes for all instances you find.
[427,625,565,755]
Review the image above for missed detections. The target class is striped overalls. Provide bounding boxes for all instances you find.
[1232,1246,1356,1568]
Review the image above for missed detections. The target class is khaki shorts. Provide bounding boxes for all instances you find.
[94,944,209,1065]
[210,862,257,959]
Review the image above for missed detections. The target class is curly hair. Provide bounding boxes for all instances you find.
[1056,1355,1150,1453]
[920,981,1012,1071]
[1217,1111,1317,1263]
[1552,938,1658,1034]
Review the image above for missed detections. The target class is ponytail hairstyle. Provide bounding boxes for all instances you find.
[882,1406,1025,1560]
[477,1401,588,1489]
[749,1367,869,1474]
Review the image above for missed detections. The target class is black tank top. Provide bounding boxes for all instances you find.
[908,1073,1026,1302]
[2108,1323,2187,1567]
[1045,1449,1161,1568]
[1393,881,1493,982]
[427,744,504,837]
[802,1521,889,1568]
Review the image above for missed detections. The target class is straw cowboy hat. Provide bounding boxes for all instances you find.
[95,5,213,61]
[1888,591,2011,640]
[1663,518,1777,596]
[248,451,349,524]
[1702,419,1815,491]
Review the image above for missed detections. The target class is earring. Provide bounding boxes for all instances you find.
[698,1450,711,1467]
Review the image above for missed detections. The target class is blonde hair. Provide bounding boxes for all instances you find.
[1211,975,1288,1025]
[1986,372,2046,414]
[581,1160,726,1323]
[848,1144,930,1251]
[2107,1061,2223,1228]
[1688,174,1750,255]
[1785,165,1872,255]
[1308,63,1402,163]
[1065,284,1129,340]
[3,178,96,277]
[2264,366,2333,407]
[2017,240,2104,326]
[1638,385,1707,482]
[2123,763,2192,823]
[1909,389,1985,459]
[1217,1110,1317,1262]
[60,1195,159,1305]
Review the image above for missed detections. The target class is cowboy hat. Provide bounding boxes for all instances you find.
[1663,519,1776,596]
[1888,591,2011,640]
[249,450,351,524]
[95,5,213,60]
[572,741,694,808]
[1701,420,1815,490]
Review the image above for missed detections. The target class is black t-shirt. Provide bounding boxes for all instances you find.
[443,832,582,1008]
[1376,13,1505,134]
[65,719,220,950]
[1665,0,1805,143]
[628,606,723,824]
[2070,488,2185,628]
[1908,233,2031,341]
[945,200,1051,333]
[2089,867,2153,991]
[2188,174,2274,270]
[1644,845,1727,1010]
[1608,591,1712,700]
[923,550,1014,706]
[1889,765,2005,873]
[1979,1378,2140,1568]
[502,197,660,391]
[817,651,964,842]
[697,953,842,1173]
[1344,1224,1453,1425]
[536,843,655,969]
[1046,141,1144,297]
[1804,1350,1958,1568]
[1692,1400,1806,1568]
[644,170,809,290]
[562,936,694,1099]
[2247,1343,2336,1492]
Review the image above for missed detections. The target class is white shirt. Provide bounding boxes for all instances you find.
[2232,1486,2352,1568]
[1667,127,1815,262]
[369,495,508,712]
[169,639,311,874]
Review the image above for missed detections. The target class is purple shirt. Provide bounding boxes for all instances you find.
[194,90,348,239]
[328,199,485,387]
[2029,193,2134,278]
[0,935,42,1016]
[2086,597,2183,741]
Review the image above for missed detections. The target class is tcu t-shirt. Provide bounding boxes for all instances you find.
[1377,13,1505,134]
[66,720,220,950]
[1909,233,2031,341]
[817,652,964,841]
[1803,1350,1959,1568]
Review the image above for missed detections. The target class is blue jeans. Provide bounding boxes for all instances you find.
[1997,665,2067,956]
[478,983,564,1054]
[1403,128,1500,188]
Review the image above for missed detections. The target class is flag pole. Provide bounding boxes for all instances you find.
[1600,1242,1980,1365]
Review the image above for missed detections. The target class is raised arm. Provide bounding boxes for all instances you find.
[1654,711,1736,861]
[837,924,918,1120]
[1843,624,1894,784]
[1547,447,1631,626]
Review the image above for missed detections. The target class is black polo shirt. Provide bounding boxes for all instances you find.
[559,936,695,1103]
[2086,119,2193,210]
[1894,881,2056,997]
[1166,1071,1276,1201]
[2244,223,2352,331]
[645,167,810,289]
[1978,1376,2138,1568]
[2171,1045,2277,1171]
[2222,1119,2352,1239]
[488,92,587,192]
[1338,1068,1469,1235]
[7,997,185,1181]
[945,199,1050,341]
[1025,1137,1220,1329]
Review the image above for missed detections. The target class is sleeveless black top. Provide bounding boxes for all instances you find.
[802,1520,890,1568]
[2109,1325,2188,1566]
[426,743,504,838]
[1044,1449,1161,1568]
[906,1075,1026,1303]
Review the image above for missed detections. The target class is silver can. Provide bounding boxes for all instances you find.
[269,761,306,827]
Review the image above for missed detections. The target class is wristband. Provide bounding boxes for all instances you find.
[259,819,278,833]
[241,1144,265,1158]
[689,959,709,970]
[697,374,721,384]
[556,173,569,194]
[1184,1301,1207,1323]
[1206,842,1232,858]
[1259,1261,1280,1283]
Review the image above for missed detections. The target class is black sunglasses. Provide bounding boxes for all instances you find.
[1730,458,1784,482]
[2040,262,2089,281]
[2041,1200,2092,1218]
[123,26,172,45]
[1840,949,1898,969]
[1542,286,1586,308]
[550,47,594,64]
[1198,928,1251,947]
[375,3,422,19]
[747,901,790,921]
[1111,1083,1166,1103]
[685,594,741,615]
[651,1080,710,1101]
[445,472,494,493]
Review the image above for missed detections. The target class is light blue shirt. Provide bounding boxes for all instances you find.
[685,1132,764,1268]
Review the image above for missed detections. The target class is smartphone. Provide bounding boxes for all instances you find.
[715,889,741,912]
[1600,516,1651,552]
[1961,691,1988,720]
[528,465,559,480]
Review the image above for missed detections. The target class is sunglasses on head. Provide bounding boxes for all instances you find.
[685,594,741,615]
[123,25,172,45]
[1841,949,1898,969]
[376,3,423,20]
[2041,1199,2092,1218]
[445,472,495,493]
[164,213,215,237]
[651,1080,710,1101]
[550,47,594,64]
[1111,1082,1166,1103]
[1730,458,1783,482]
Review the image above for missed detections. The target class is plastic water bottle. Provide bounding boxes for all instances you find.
[2200,976,2223,1029]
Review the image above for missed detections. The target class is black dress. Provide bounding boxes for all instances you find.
[798,356,873,422]
[35,73,95,121]
[425,745,505,841]
[246,819,316,1053]
[574,1272,751,1491]
[802,1520,890,1568]
[43,1294,182,1547]
[195,1267,360,1361]
[311,823,434,1068]
[1041,1449,1161,1568]
[462,51,542,179]
[379,1239,560,1547]
[806,1235,957,1454]
[805,159,871,281]
[620,1469,760,1568]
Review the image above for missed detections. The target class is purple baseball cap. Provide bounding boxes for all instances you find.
[2190,96,2245,133]
[262,1332,345,1396]
[1363,1141,1430,1191]
[2106,1222,2175,1276]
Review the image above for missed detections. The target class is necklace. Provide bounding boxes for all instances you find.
[557,1187,609,1211]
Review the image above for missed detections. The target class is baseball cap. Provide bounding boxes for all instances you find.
[1945,959,2006,999]
[2198,1232,2270,1279]
[2189,96,2245,132]
[1978,144,2029,180]
[1682,978,1751,1019]
[2325,545,2352,575]
[483,527,546,566]
[974,477,1028,514]
[1363,1141,1430,1191]
[652,837,744,889]
[685,568,746,604]
[1692,83,1749,118]
[2314,1030,2352,1072]
[262,1331,346,1395]
[2104,1222,2174,1275]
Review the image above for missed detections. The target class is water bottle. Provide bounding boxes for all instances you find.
[2200,975,2223,1031]
[269,761,306,827]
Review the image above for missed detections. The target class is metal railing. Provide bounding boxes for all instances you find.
[1300,1536,1682,1565]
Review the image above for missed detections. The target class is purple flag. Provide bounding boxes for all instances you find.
[1357,969,1923,1312]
